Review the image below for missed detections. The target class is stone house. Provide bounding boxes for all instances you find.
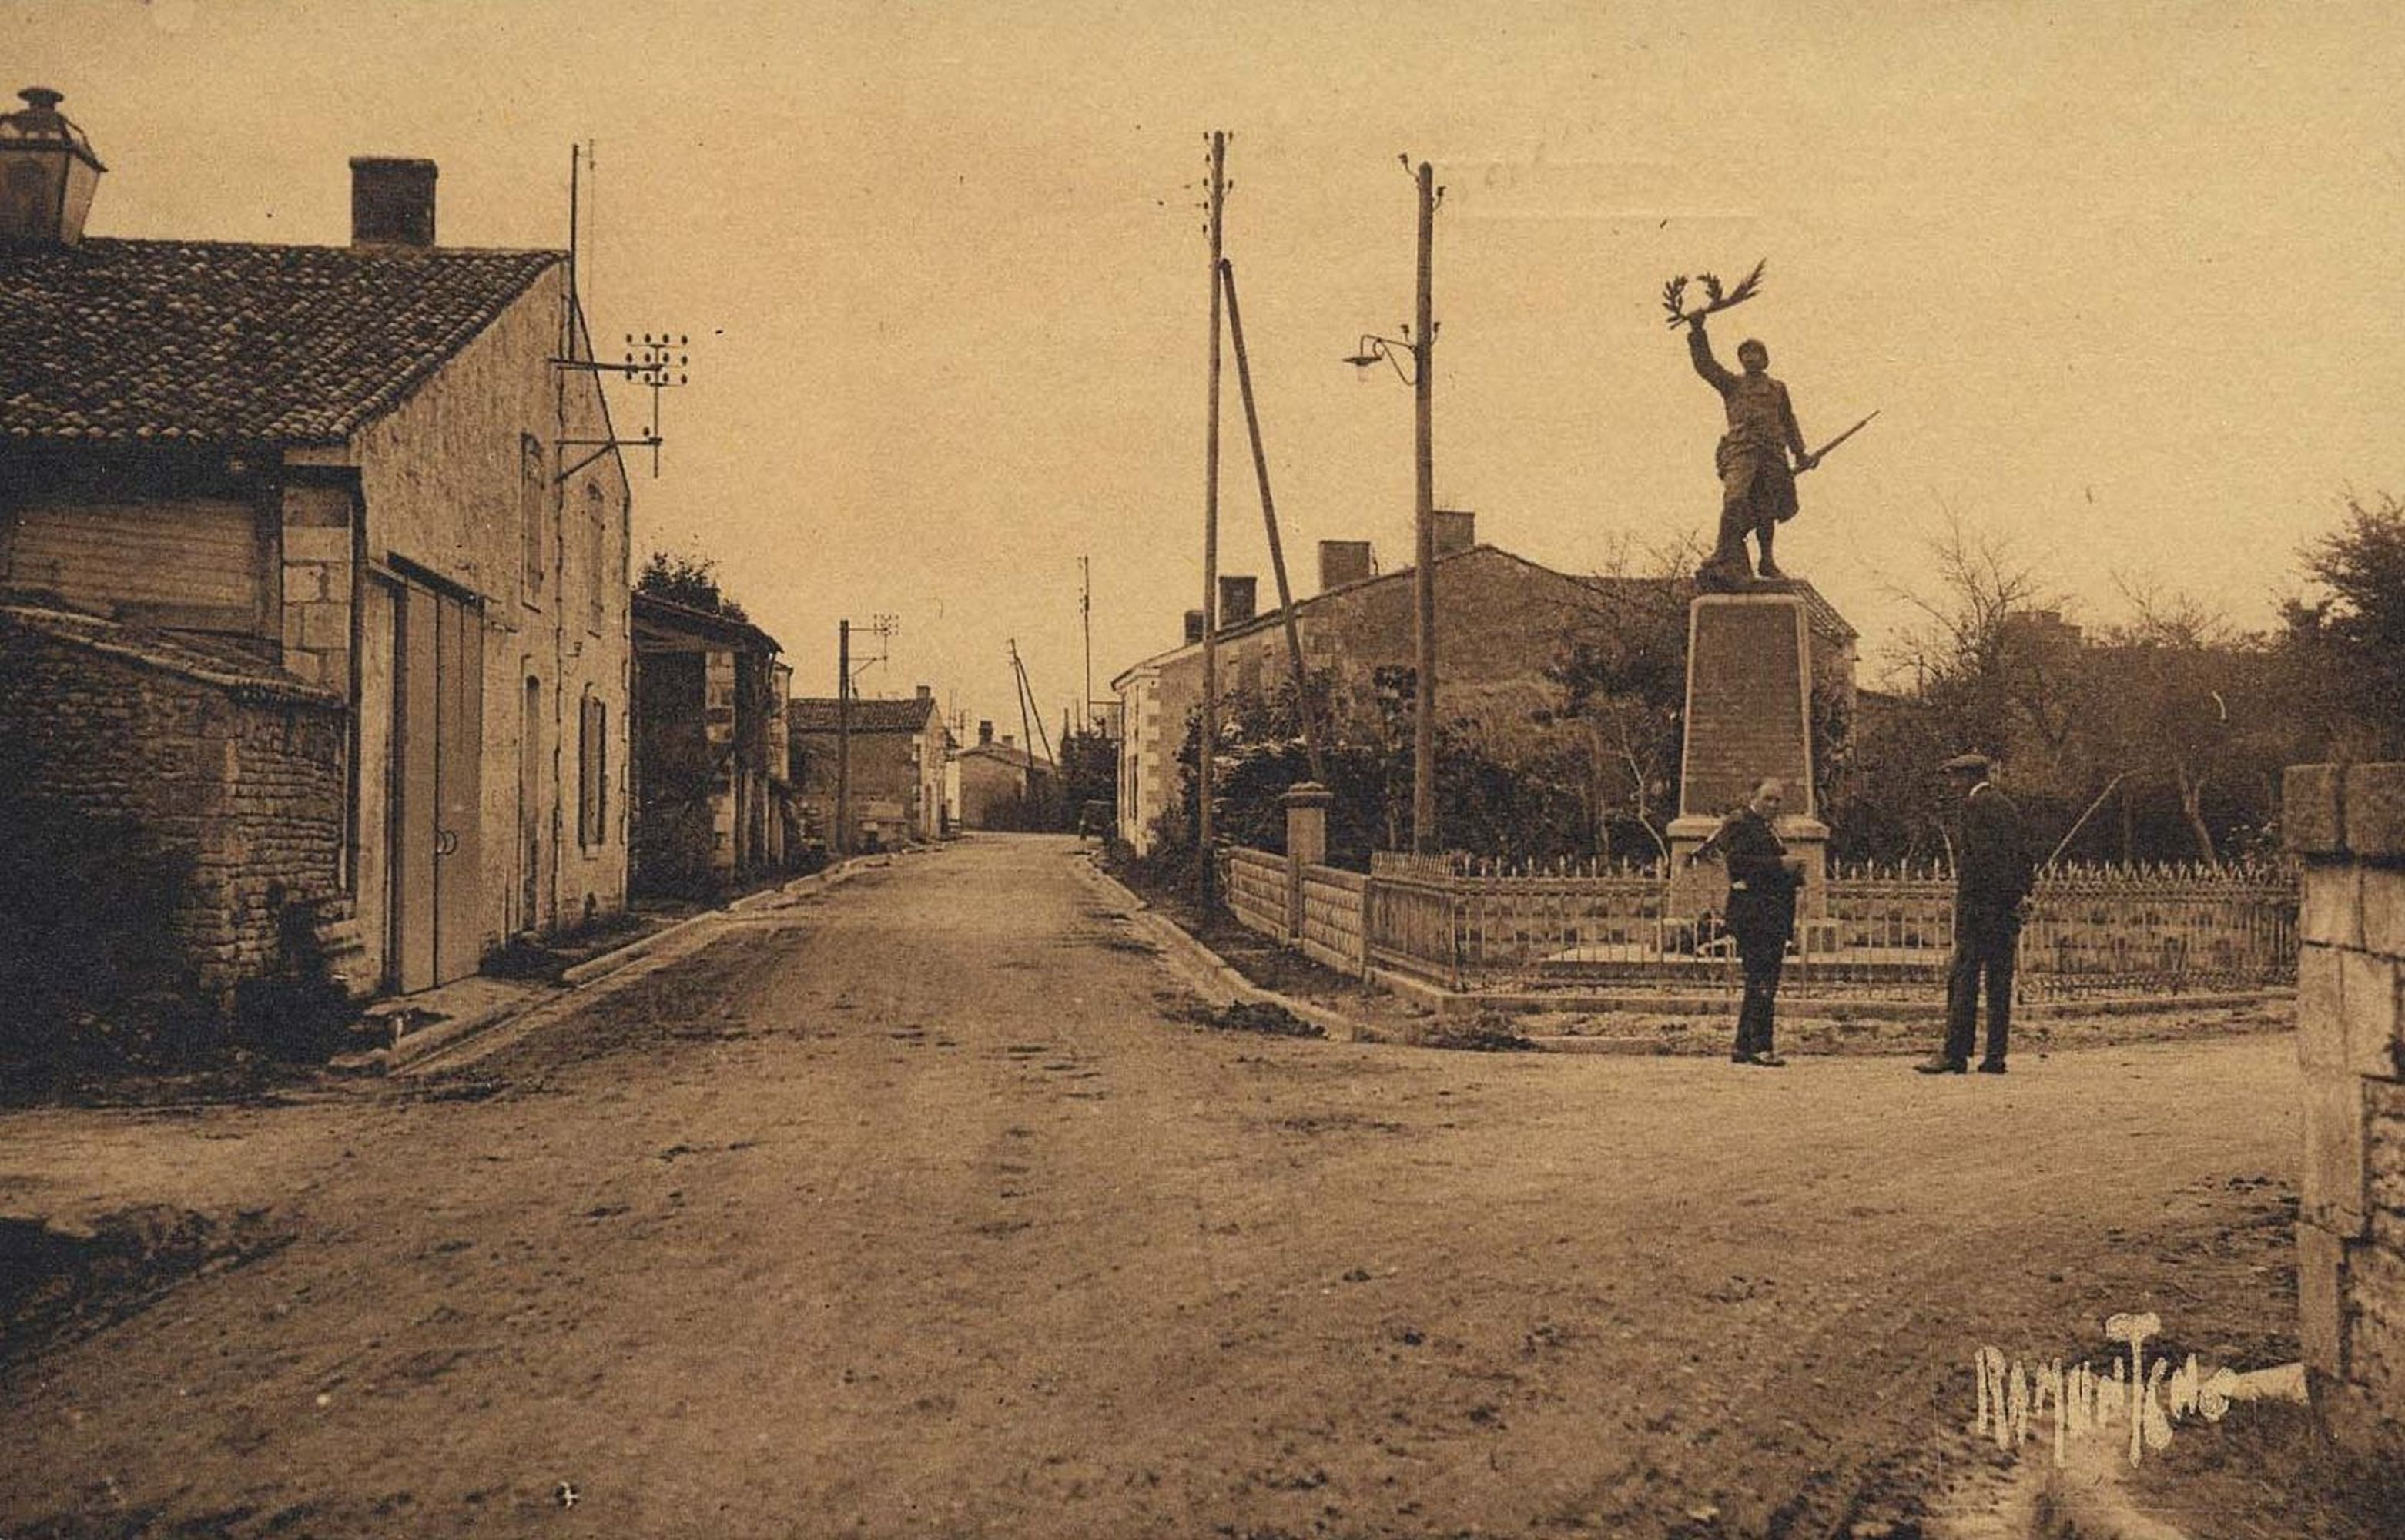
[788,688,949,850]
[631,591,789,895]
[1108,514,1857,855]
[956,723,1057,831]
[0,89,633,1006]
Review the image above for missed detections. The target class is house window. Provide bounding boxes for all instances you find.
[578,690,608,849]
[521,434,547,598]
[585,484,608,633]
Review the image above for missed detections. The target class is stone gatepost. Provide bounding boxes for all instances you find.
[2285,762,2405,1458]
[1281,781,1333,944]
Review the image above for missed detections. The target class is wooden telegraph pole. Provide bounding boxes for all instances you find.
[1219,258,1325,785]
[1410,158,1437,855]
[1198,129,1227,902]
[834,618,851,857]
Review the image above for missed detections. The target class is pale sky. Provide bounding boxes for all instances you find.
[11,0,2403,735]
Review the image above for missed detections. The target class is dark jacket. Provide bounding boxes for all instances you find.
[1956,783,2035,923]
[1720,807,1802,944]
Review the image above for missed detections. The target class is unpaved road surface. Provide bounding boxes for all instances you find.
[0,835,2306,1538]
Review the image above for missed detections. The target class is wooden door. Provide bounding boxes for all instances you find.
[389,580,484,993]
[434,592,484,984]
[391,584,439,993]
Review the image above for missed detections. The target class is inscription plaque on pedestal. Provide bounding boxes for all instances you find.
[1667,593,1829,929]
[1679,597,1814,822]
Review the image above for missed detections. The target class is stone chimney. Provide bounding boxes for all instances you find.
[1432,509,1476,559]
[914,683,932,706]
[977,720,993,746]
[0,87,106,246]
[1218,575,1258,628]
[1183,609,1206,646]
[1318,540,1374,593]
[350,157,437,248]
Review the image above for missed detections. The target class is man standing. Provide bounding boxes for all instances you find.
[1717,778,1807,1068]
[1918,753,2036,1075]
[1686,313,1818,587]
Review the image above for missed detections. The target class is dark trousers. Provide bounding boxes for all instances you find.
[1733,933,1786,1056]
[1944,915,2021,1065]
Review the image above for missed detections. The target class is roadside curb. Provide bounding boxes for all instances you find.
[1070,856,1378,1043]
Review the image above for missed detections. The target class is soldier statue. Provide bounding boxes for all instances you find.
[1684,313,1817,588]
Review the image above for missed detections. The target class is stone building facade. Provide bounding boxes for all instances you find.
[631,592,790,894]
[2286,761,2405,1457]
[956,725,1056,831]
[1109,525,1858,855]
[789,690,950,849]
[0,91,632,1009]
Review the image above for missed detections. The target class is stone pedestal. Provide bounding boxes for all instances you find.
[1666,593,1828,940]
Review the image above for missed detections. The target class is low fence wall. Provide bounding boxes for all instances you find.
[1224,847,1288,942]
[1227,842,2296,1002]
[1299,866,1367,976]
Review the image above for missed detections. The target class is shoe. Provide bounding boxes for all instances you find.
[1977,1060,2008,1075]
[1914,1056,1967,1075]
[1752,1051,1788,1068]
[1755,561,1788,581]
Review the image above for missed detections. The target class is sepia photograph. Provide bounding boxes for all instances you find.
[3,2,2403,1535]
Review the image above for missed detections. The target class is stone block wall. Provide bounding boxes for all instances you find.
[279,478,354,695]
[0,608,346,1010]
[2286,761,2405,1457]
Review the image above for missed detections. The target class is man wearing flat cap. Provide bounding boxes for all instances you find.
[1918,753,2035,1075]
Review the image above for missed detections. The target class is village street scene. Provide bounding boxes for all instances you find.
[4,4,2405,1538]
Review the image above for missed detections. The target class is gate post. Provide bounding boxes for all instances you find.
[1281,781,1333,945]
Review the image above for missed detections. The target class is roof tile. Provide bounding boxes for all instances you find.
[0,237,560,443]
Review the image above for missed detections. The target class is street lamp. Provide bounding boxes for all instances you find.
[1345,158,1441,855]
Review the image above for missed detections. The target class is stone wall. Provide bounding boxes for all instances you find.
[2285,762,2405,1457]
[0,607,346,1008]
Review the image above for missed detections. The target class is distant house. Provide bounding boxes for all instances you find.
[956,721,1057,831]
[0,88,632,1008]
[788,687,949,850]
[631,591,789,894]
[1108,514,1858,855]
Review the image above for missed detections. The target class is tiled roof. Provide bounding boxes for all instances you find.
[0,236,560,444]
[631,591,783,656]
[1111,545,1857,685]
[960,742,1053,774]
[789,696,941,735]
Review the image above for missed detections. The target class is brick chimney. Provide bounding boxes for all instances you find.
[1183,609,1206,646]
[1432,510,1476,559]
[1218,575,1258,628]
[1318,540,1374,593]
[914,684,932,705]
[350,157,437,247]
[977,720,993,746]
[0,87,106,246]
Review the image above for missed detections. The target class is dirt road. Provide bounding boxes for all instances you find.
[0,835,2305,1538]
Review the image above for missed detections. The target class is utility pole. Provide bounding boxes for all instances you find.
[835,619,851,857]
[1079,554,1094,735]
[1198,129,1227,902]
[1410,157,1438,856]
[1220,257,1326,785]
[1009,638,1038,813]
